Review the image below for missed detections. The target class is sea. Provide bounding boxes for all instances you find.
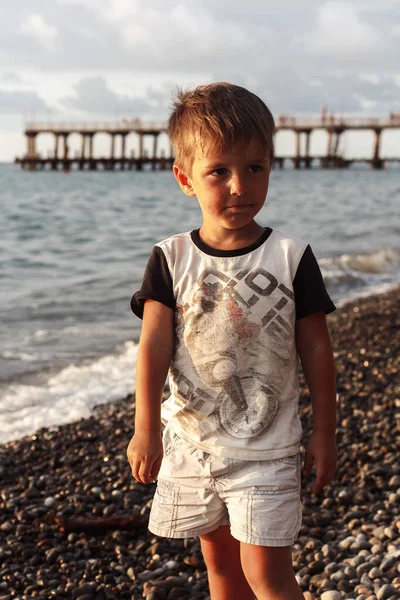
[1,163,399,444]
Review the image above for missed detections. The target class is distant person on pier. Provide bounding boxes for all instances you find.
[127,82,337,600]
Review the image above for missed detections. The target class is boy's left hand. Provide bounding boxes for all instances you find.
[303,430,337,493]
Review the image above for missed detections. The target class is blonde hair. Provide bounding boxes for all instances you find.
[168,82,275,173]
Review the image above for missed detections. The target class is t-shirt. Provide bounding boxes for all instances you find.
[131,228,335,460]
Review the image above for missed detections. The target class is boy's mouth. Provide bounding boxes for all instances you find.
[225,204,252,211]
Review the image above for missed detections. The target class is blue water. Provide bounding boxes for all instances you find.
[1,163,399,442]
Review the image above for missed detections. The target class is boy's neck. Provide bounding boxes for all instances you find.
[199,221,265,251]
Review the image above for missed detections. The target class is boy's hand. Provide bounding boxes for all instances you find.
[304,430,337,493]
[127,431,163,484]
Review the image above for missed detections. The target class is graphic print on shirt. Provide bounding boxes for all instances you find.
[172,267,295,440]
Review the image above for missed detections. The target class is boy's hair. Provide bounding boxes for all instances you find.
[168,82,275,174]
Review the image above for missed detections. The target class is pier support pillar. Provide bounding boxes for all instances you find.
[137,133,144,170]
[305,131,312,168]
[295,132,301,169]
[26,133,38,170]
[152,133,159,170]
[80,134,86,160]
[138,134,144,159]
[26,133,37,158]
[87,133,95,170]
[110,134,115,159]
[88,134,94,159]
[121,133,127,169]
[62,134,69,161]
[372,129,384,169]
[54,134,60,160]
[327,128,334,164]
[333,131,342,158]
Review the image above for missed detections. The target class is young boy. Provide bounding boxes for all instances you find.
[127,82,337,600]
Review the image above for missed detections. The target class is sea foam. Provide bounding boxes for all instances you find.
[0,341,138,444]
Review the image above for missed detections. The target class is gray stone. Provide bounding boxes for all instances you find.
[380,558,397,572]
[331,570,346,582]
[373,527,387,541]
[339,535,356,549]
[376,585,398,600]
[369,567,383,579]
[43,496,56,508]
[360,573,373,587]
[384,527,396,540]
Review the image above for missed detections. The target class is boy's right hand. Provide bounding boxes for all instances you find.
[127,431,163,484]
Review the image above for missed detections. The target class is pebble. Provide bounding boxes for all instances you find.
[376,585,398,600]
[0,289,399,599]
[43,496,56,508]
[320,592,342,600]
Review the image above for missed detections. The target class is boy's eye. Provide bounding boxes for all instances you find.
[248,164,263,173]
[211,168,228,176]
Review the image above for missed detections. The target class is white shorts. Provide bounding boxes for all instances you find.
[149,424,302,547]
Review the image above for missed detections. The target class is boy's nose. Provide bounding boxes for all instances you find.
[230,175,246,196]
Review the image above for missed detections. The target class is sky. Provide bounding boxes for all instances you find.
[1,0,400,162]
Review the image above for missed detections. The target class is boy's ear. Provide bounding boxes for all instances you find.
[173,165,196,197]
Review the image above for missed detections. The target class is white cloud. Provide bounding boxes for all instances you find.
[59,0,251,59]
[306,2,379,59]
[58,0,137,21]
[20,15,57,51]
[0,72,24,84]
[106,0,138,21]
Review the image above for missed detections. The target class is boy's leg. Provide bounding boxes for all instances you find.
[200,525,255,600]
[240,544,304,600]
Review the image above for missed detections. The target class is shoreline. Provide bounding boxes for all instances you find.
[2,279,400,448]
[0,287,399,599]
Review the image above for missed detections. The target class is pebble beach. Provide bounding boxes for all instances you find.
[0,288,399,600]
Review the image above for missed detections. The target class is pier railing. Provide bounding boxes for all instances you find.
[25,114,400,133]
[24,120,167,133]
[278,114,400,129]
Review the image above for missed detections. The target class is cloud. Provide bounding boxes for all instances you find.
[306,2,379,59]
[0,72,24,84]
[58,0,254,68]
[0,2,399,117]
[60,76,161,116]
[20,14,57,51]
[0,89,48,114]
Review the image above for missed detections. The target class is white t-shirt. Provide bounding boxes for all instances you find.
[131,228,335,460]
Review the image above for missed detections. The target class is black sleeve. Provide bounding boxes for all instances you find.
[130,246,175,319]
[293,245,336,320]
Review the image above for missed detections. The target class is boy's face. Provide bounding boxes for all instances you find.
[174,137,270,242]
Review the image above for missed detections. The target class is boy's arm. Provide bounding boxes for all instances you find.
[295,311,337,493]
[127,299,174,484]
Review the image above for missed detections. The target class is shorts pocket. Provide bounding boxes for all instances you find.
[246,487,302,544]
[149,480,180,537]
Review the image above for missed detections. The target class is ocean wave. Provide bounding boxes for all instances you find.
[320,247,400,290]
[0,341,138,444]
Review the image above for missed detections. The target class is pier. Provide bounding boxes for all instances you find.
[15,111,400,171]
